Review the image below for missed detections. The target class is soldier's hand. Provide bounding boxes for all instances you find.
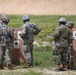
[19,33,21,36]
[14,37,16,40]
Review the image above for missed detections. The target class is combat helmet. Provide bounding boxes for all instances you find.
[1,14,10,23]
[66,21,74,28]
[22,15,30,21]
[59,18,66,24]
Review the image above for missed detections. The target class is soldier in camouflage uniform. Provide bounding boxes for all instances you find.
[20,15,41,67]
[52,18,72,71]
[66,21,74,69]
[0,14,14,70]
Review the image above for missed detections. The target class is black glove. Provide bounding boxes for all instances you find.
[19,33,25,40]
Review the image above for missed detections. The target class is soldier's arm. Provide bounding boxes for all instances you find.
[68,30,73,44]
[22,24,26,34]
[68,30,74,52]
[19,24,26,39]
[53,27,60,41]
[33,23,41,35]
[9,28,14,40]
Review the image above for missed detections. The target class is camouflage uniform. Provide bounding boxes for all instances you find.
[0,14,14,69]
[52,18,71,70]
[66,21,74,69]
[20,15,41,67]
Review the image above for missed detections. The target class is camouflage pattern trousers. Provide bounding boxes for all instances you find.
[52,45,69,68]
[0,46,12,65]
[24,43,33,66]
[68,45,74,68]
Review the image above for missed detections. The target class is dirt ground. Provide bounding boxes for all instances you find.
[0,67,76,75]
[0,0,76,15]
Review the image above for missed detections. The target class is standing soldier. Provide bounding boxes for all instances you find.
[20,15,41,68]
[52,18,71,71]
[0,14,14,70]
[66,21,74,69]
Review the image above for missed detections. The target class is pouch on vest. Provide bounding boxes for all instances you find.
[0,25,10,46]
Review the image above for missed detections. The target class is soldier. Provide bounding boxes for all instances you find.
[0,14,14,70]
[20,15,41,67]
[66,21,74,69]
[52,18,71,71]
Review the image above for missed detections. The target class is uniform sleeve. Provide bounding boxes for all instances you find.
[33,23,41,35]
[19,24,26,39]
[68,30,73,44]
[9,27,14,40]
[53,27,60,41]
[21,24,26,34]
[68,30,74,53]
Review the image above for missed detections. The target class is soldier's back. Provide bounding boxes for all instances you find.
[55,25,69,47]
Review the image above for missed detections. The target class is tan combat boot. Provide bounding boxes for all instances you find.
[6,64,13,70]
[0,64,4,70]
[55,65,63,71]
[62,65,68,71]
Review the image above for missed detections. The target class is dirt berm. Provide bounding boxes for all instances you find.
[0,0,76,15]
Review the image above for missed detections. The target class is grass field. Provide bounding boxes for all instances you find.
[9,15,76,40]
[8,15,76,67]
[0,15,76,75]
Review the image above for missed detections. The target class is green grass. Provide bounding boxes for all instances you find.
[8,15,76,41]
[3,15,76,68]
[23,71,42,75]
[33,46,55,68]
[19,46,55,68]
[0,71,43,75]
[0,15,76,75]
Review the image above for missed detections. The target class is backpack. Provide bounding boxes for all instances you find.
[0,25,10,46]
